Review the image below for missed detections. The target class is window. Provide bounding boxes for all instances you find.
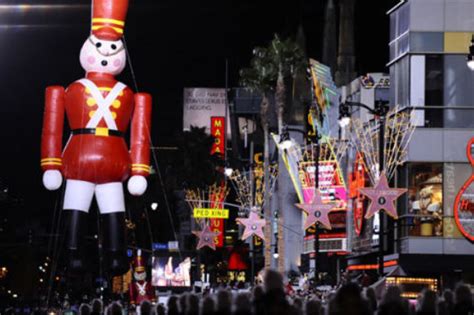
[405,163,443,237]
[425,55,444,127]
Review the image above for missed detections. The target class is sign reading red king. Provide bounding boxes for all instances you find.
[349,153,369,236]
[210,117,226,247]
[454,137,474,241]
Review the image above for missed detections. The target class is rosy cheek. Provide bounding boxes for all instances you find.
[87,56,96,65]
[113,59,122,68]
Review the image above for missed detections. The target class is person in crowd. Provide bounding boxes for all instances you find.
[139,300,154,315]
[167,295,180,315]
[416,289,437,315]
[156,303,166,315]
[179,293,189,315]
[91,299,103,315]
[105,302,122,315]
[261,269,292,315]
[453,283,474,315]
[216,290,232,315]
[79,303,91,315]
[377,286,409,315]
[251,285,265,315]
[291,296,304,314]
[327,282,372,315]
[233,292,251,315]
[200,295,216,315]
[364,287,377,312]
[187,293,200,315]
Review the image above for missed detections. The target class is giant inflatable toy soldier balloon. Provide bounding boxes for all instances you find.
[129,250,155,306]
[41,0,152,275]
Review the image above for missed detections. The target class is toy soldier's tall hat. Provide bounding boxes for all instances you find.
[91,0,129,40]
[134,249,145,273]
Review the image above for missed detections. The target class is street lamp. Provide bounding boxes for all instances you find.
[467,35,474,71]
[339,100,390,279]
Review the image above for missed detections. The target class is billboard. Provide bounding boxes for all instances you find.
[183,88,230,135]
[151,256,191,287]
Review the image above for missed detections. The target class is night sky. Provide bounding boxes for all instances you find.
[0,0,398,237]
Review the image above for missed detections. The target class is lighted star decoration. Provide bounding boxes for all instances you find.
[236,210,266,241]
[358,172,407,219]
[192,224,221,250]
[295,191,337,230]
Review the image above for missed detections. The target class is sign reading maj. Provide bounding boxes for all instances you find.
[183,88,227,133]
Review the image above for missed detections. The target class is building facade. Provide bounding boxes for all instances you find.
[344,0,474,287]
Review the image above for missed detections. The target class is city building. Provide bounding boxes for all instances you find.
[343,0,474,288]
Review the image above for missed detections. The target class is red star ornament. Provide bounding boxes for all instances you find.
[236,211,266,241]
[296,190,336,230]
[192,223,221,250]
[359,172,407,219]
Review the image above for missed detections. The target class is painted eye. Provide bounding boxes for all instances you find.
[111,44,117,50]
[96,42,102,48]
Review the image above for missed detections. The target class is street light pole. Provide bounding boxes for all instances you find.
[377,104,386,278]
[339,100,389,279]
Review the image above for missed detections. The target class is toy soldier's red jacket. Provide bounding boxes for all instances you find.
[41,71,152,182]
[129,280,155,305]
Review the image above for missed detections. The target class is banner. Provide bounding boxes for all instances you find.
[183,88,230,135]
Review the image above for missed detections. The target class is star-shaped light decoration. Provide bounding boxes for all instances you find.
[236,209,266,241]
[295,191,337,230]
[359,172,407,219]
[192,223,221,250]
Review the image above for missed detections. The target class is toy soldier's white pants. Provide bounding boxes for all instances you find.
[63,179,125,214]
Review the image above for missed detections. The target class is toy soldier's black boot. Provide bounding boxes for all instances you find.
[102,212,129,276]
[63,210,88,273]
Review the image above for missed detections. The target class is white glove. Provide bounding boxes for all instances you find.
[127,175,147,196]
[43,170,63,191]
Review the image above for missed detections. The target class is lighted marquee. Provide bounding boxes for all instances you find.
[386,277,438,299]
[454,137,474,241]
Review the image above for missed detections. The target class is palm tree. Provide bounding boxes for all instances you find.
[240,46,277,269]
[269,34,307,134]
[240,36,307,270]
[268,35,307,273]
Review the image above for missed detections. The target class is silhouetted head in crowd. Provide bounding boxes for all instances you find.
[201,295,216,315]
[418,289,437,314]
[180,293,189,315]
[79,303,91,315]
[453,283,474,315]
[167,295,180,315]
[156,303,166,315]
[234,292,251,315]
[382,286,403,304]
[365,287,377,311]
[216,290,232,314]
[328,282,372,315]
[263,269,284,292]
[105,302,122,315]
[139,300,153,315]
[455,283,473,306]
[443,289,454,306]
[187,293,200,315]
[305,298,322,315]
[91,299,103,315]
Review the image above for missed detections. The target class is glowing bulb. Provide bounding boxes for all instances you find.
[338,116,351,128]
[468,59,474,71]
[224,168,233,177]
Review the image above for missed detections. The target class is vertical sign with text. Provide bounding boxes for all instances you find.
[210,117,226,247]
[210,117,226,157]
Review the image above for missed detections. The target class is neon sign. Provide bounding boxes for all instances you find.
[454,137,474,241]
